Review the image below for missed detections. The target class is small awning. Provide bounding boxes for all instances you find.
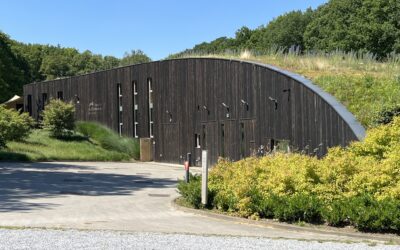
[2,95,24,110]
[3,95,22,105]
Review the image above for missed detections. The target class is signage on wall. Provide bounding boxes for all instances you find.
[88,102,103,114]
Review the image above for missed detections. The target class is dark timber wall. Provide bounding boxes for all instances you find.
[23,58,366,166]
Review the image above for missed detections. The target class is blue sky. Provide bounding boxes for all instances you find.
[0,0,327,60]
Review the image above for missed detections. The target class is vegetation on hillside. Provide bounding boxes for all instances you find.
[171,0,400,58]
[0,130,131,162]
[0,31,151,103]
[0,102,140,162]
[0,105,34,148]
[0,33,30,104]
[167,0,400,128]
[42,99,76,138]
[76,121,140,160]
[178,117,400,233]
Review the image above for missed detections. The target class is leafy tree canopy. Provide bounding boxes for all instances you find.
[304,0,400,58]
[171,0,400,59]
[0,30,151,103]
[120,50,152,66]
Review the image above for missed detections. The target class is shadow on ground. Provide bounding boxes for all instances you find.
[0,162,176,212]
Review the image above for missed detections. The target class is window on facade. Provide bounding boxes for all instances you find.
[117,84,123,136]
[194,134,201,148]
[240,122,245,158]
[220,124,225,157]
[148,78,154,138]
[57,91,63,100]
[275,140,291,153]
[42,93,48,110]
[133,81,139,138]
[27,95,32,116]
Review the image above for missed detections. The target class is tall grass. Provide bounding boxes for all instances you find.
[1,130,130,161]
[171,48,400,77]
[76,121,140,160]
[173,50,400,127]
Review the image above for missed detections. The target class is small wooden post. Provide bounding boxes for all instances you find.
[185,153,191,183]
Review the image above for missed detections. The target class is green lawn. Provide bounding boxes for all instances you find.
[0,129,132,162]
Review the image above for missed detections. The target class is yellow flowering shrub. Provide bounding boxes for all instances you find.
[208,117,400,219]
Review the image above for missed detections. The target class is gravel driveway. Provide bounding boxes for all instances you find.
[0,229,397,250]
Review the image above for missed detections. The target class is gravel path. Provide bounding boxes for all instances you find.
[0,229,397,250]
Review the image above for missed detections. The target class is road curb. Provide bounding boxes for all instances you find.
[171,198,400,244]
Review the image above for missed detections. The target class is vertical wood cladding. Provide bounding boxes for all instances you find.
[23,58,365,165]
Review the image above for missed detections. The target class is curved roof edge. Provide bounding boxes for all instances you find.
[249,60,366,141]
[167,57,366,141]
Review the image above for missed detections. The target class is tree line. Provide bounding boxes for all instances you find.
[0,31,151,103]
[171,0,400,59]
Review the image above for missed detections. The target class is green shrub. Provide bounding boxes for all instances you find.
[42,99,75,138]
[374,105,400,126]
[182,117,400,232]
[322,198,350,227]
[177,174,202,208]
[177,173,215,209]
[272,193,323,224]
[347,195,400,232]
[0,105,34,148]
[75,121,140,160]
[255,195,279,219]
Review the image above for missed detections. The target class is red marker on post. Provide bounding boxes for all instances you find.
[184,153,191,183]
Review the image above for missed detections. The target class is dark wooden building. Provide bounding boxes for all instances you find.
[23,58,365,165]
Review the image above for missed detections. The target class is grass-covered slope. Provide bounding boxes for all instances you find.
[174,51,400,128]
[0,122,140,162]
[75,121,140,160]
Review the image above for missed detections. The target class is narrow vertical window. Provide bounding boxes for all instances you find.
[117,84,123,136]
[27,95,32,116]
[148,78,154,138]
[220,124,225,157]
[42,93,48,110]
[133,81,139,138]
[240,122,245,158]
[57,91,63,100]
[194,134,201,148]
[270,139,275,152]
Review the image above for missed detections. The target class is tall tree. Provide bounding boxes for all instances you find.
[120,50,151,66]
[102,56,120,70]
[254,9,313,51]
[304,0,400,58]
[235,26,253,49]
[0,32,29,103]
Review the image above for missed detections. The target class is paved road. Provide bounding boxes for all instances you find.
[0,162,397,247]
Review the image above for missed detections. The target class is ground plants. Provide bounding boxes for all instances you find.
[179,117,400,233]
[177,174,202,208]
[0,105,33,148]
[0,129,130,161]
[0,118,140,162]
[76,121,140,160]
[42,99,75,137]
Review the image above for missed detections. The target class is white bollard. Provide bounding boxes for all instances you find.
[201,150,208,205]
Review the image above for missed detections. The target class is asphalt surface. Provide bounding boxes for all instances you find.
[0,161,398,248]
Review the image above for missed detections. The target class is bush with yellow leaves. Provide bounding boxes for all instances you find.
[192,117,400,232]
